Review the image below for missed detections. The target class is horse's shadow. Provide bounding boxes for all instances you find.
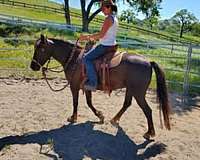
[0,121,166,160]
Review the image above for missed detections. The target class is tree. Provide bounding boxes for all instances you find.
[63,0,71,25]
[80,0,102,32]
[191,22,200,36]
[63,0,117,32]
[126,0,162,18]
[78,0,162,32]
[144,16,159,30]
[147,5,160,30]
[126,0,162,30]
[172,9,198,38]
[120,9,135,24]
[158,19,170,30]
[80,0,118,32]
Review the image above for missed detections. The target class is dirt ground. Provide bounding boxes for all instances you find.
[0,78,200,160]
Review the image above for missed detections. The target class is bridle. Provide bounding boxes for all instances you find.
[32,38,80,92]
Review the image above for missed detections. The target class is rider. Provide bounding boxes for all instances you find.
[79,0,118,91]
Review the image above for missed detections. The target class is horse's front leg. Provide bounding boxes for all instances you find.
[67,86,79,123]
[85,90,104,124]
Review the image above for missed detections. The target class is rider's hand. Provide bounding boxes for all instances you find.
[79,34,89,41]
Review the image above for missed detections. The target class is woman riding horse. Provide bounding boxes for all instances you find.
[79,0,118,91]
[30,2,171,140]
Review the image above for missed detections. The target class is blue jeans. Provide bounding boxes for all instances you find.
[83,44,109,87]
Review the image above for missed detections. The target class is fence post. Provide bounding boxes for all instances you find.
[171,44,174,54]
[125,28,129,51]
[182,44,192,104]
[146,42,150,49]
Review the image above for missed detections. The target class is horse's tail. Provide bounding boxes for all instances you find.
[150,61,171,130]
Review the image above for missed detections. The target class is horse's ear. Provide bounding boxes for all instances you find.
[40,34,45,43]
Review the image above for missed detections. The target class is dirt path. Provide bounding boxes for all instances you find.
[0,79,199,160]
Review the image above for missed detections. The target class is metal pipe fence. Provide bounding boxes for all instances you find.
[1,0,200,44]
[0,37,199,100]
[0,13,79,32]
[0,1,199,104]
[117,39,200,100]
[0,13,199,104]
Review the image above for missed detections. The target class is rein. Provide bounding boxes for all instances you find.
[42,65,69,92]
[34,39,80,92]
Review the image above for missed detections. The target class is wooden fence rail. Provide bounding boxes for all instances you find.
[1,0,200,45]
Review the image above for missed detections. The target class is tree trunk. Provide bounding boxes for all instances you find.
[80,0,88,32]
[150,24,153,30]
[80,0,101,32]
[63,0,71,25]
[180,23,184,38]
[150,20,153,30]
[82,19,89,32]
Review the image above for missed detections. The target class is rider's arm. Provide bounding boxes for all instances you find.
[90,16,113,40]
[79,16,113,41]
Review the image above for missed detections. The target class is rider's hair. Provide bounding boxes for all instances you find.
[102,0,117,13]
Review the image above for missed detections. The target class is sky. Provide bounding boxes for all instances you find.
[50,0,200,20]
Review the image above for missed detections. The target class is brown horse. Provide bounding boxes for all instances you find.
[30,35,171,139]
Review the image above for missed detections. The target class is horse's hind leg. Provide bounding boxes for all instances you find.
[134,94,155,140]
[85,90,104,123]
[111,89,132,126]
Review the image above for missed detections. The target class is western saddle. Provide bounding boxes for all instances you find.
[80,41,124,95]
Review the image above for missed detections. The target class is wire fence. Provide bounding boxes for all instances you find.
[0,13,79,31]
[1,0,200,44]
[120,31,200,104]
[0,13,199,104]
[0,37,199,102]
[0,0,84,19]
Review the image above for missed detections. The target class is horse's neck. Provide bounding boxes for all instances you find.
[51,41,81,67]
[50,43,71,66]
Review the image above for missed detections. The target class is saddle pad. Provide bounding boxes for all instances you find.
[109,51,126,68]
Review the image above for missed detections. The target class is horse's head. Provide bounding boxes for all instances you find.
[30,34,54,71]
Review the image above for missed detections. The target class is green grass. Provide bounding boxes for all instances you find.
[0,5,65,23]
[0,0,199,94]
[1,0,200,44]
[0,23,79,79]
[1,22,199,94]
[13,0,62,8]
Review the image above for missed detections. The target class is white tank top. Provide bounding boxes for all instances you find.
[99,15,118,46]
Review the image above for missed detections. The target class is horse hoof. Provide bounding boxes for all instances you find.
[143,131,155,140]
[143,133,151,140]
[110,119,119,127]
[67,116,77,123]
[96,111,104,124]
[99,118,104,124]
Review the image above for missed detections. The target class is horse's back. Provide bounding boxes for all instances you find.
[109,52,152,92]
[122,52,150,66]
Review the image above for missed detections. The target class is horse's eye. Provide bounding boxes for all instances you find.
[41,48,45,52]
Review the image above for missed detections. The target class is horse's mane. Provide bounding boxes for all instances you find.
[49,38,82,49]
